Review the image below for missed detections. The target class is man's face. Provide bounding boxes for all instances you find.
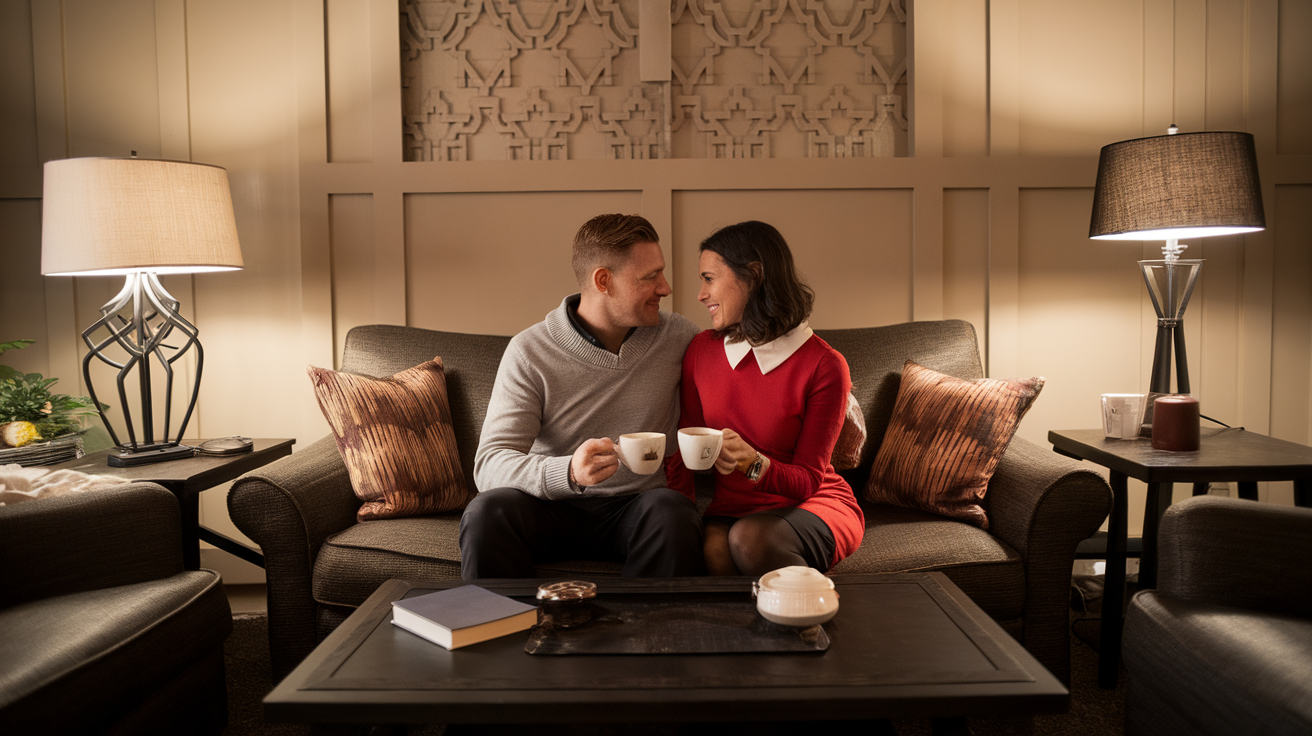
[606,240,671,328]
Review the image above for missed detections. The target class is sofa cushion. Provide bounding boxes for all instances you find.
[309,359,471,521]
[0,571,231,734]
[1125,590,1312,735]
[312,515,625,607]
[314,502,1023,620]
[864,361,1043,529]
[342,326,511,495]
[831,390,866,471]
[830,503,1025,619]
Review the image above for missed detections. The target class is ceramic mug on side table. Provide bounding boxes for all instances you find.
[1101,393,1146,440]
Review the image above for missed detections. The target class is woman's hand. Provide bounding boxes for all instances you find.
[715,428,769,480]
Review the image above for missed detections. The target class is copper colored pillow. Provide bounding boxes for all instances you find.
[864,361,1044,529]
[831,389,866,471]
[308,358,470,521]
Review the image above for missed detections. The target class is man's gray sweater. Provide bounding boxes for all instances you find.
[474,296,701,500]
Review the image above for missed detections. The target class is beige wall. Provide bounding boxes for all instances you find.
[2,0,1310,582]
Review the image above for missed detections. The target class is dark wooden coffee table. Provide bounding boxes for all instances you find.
[264,574,1067,732]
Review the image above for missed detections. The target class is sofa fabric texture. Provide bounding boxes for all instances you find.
[310,358,470,520]
[864,361,1044,529]
[0,484,232,736]
[229,319,1111,685]
[1124,496,1312,736]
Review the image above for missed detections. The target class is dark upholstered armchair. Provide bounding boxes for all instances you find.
[0,483,232,735]
[230,320,1111,685]
[1124,495,1312,734]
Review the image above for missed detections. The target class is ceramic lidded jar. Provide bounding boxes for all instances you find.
[751,566,839,626]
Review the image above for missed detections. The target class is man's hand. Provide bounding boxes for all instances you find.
[571,438,620,487]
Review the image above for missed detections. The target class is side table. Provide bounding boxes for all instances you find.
[51,438,295,570]
[1048,427,1312,688]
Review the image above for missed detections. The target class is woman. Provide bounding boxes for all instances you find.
[667,221,864,576]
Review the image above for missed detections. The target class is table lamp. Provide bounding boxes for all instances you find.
[41,156,243,467]
[1088,127,1264,395]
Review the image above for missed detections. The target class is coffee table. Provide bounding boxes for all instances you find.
[49,438,295,570]
[264,574,1067,732]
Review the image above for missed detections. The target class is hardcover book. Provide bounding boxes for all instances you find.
[391,585,538,650]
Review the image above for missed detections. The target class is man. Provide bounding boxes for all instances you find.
[460,213,703,578]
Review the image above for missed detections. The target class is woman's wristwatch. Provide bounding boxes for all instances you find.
[738,452,766,482]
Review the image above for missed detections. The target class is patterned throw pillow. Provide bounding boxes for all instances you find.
[831,389,866,471]
[864,361,1044,529]
[308,358,470,521]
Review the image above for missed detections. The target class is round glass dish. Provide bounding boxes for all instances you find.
[536,580,597,628]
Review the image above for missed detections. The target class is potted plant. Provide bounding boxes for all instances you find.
[0,339,104,449]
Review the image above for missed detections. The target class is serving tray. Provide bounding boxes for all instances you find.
[525,591,829,655]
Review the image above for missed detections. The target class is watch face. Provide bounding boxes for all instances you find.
[746,456,764,481]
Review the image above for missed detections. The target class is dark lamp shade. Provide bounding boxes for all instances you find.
[1088,131,1264,241]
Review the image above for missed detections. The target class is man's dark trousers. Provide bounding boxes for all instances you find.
[459,487,704,578]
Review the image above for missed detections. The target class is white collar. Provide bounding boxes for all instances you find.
[724,322,814,374]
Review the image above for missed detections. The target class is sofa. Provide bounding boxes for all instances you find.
[229,319,1111,684]
[0,483,232,735]
[1124,495,1312,735]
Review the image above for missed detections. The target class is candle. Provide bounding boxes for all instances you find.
[1152,395,1200,451]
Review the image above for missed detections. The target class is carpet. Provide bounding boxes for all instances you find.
[222,613,1126,736]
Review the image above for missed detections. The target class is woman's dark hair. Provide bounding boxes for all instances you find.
[699,220,814,345]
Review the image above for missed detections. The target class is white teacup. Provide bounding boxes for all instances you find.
[613,432,666,475]
[678,427,724,471]
[751,566,839,627]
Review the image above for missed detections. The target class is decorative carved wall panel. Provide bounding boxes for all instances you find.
[401,0,907,160]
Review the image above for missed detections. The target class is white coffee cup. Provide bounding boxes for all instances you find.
[613,432,666,475]
[678,427,724,471]
[1101,393,1146,440]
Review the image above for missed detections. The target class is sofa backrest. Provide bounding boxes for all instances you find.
[815,320,983,488]
[340,318,983,493]
[342,324,511,494]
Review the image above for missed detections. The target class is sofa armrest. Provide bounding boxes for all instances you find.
[988,436,1112,559]
[986,435,1112,683]
[227,434,359,677]
[1157,495,1312,618]
[0,483,183,607]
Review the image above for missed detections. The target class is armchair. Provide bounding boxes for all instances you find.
[0,483,232,735]
[1124,495,1312,734]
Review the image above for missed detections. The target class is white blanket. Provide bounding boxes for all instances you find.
[0,463,130,506]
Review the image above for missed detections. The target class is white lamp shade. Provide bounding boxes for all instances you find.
[41,157,244,276]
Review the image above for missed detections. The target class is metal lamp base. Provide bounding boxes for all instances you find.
[108,443,196,467]
[82,271,204,464]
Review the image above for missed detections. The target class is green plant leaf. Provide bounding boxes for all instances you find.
[0,339,35,356]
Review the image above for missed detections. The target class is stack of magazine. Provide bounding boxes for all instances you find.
[0,433,84,467]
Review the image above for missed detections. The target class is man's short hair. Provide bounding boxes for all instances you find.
[572,214,660,286]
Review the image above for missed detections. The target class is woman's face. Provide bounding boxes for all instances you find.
[697,249,751,331]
